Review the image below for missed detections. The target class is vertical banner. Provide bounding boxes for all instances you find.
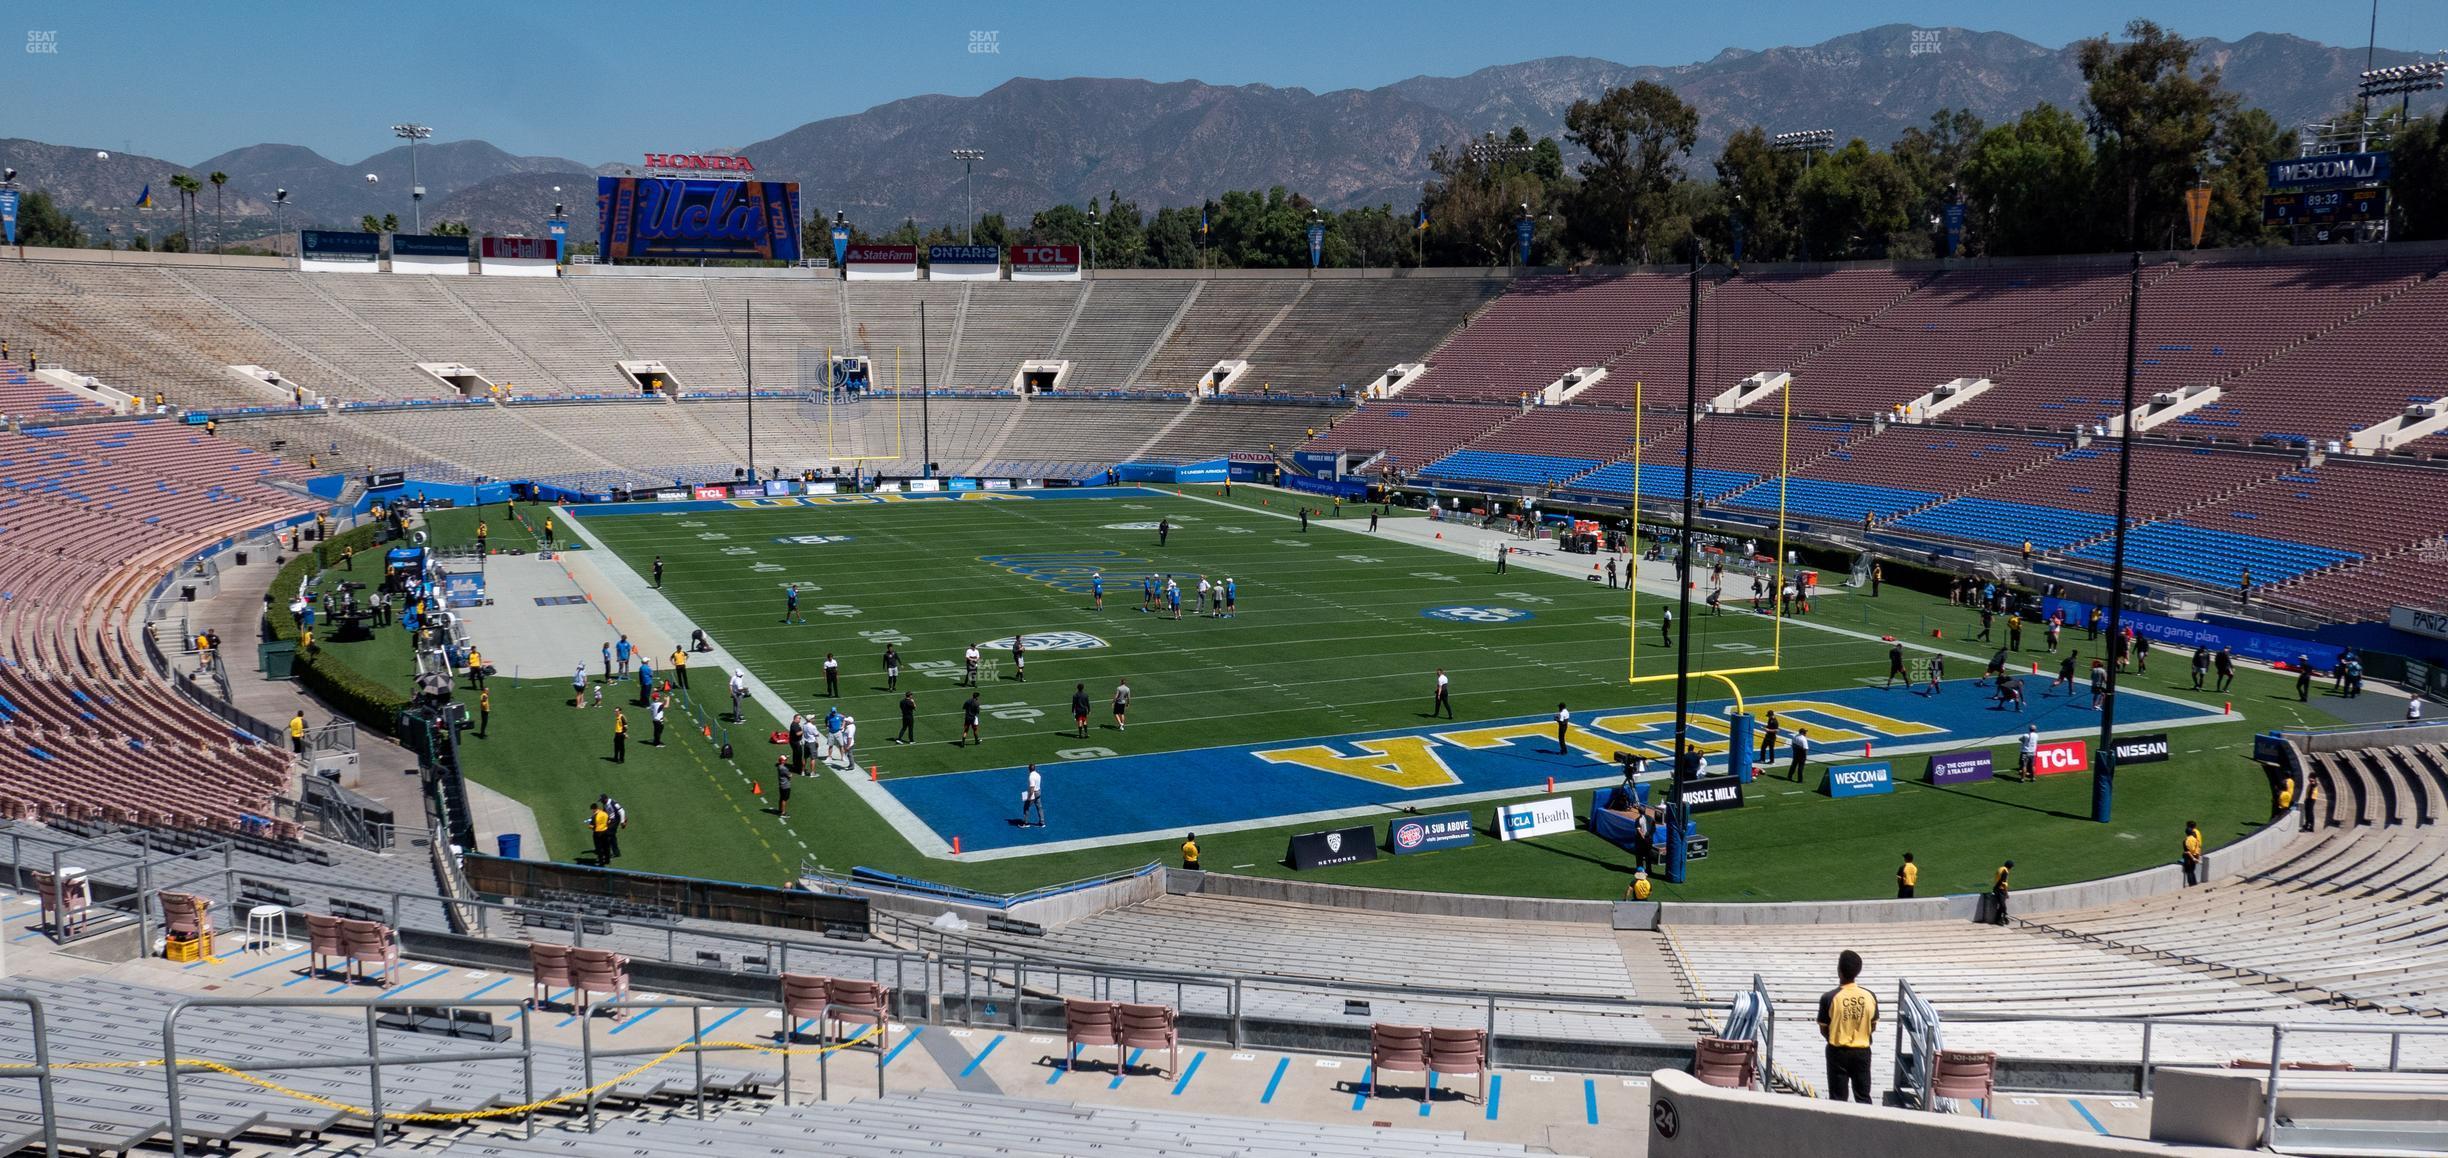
[1307,221,1324,270]
[2184,185,2212,248]
[547,216,568,262]
[1729,213,1744,263]
[1517,216,1533,265]
[1943,202,1965,257]
[831,222,850,267]
[0,190,17,247]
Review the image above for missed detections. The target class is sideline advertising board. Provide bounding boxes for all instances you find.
[1495,796,1575,841]
[844,244,920,281]
[1286,825,1377,870]
[928,244,1001,280]
[480,235,558,277]
[1008,243,1081,281]
[1388,811,1474,855]
[1928,750,1994,786]
[389,232,470,275]
[1824,761,1895,799]
[299,229,381,273]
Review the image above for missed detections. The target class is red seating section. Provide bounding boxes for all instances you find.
[1300,401,1515,470]
[1413,275,1686,401]
[0,422,311,833]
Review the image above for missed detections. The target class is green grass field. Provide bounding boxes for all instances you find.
[418,486,2333,903]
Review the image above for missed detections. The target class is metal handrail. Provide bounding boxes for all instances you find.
[0,992,60,1158]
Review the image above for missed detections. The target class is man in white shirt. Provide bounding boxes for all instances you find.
[649,697,666,745]
[836,715,857,770]
[1554,703,1572,754]
[2018,724,2041,782]
[964,645,981,686]
[729,669,748,723]
[1432,669,1452,719]
[1020,763,1045,827]
[2411,697,2426,722]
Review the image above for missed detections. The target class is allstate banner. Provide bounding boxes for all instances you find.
[1824,761,1894,798]
[1496,796,1575,841]
[1008,243,1080,280]
[1928,749,1993,786]
[2043,597,2342,671]
[0,190,16,246]
[597,176,801,262]
[928,244,1001,280]
[1388,811,1474,855]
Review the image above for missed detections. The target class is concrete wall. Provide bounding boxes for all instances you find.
[1645,1069,2247,1158]
[2300,722,2448,754]
[1172,868,1617,924]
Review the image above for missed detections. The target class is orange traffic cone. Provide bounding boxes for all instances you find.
[869,764,879,782]
[751,781,764,797]
[952,836,962,855]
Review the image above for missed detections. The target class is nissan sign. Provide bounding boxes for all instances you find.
[1286,824,1378,870]
[2110,733,2171,765]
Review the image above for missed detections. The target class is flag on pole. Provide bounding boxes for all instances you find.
[135,184,154,210]
[1199,207,1209,237]
[1414,207,1429,233]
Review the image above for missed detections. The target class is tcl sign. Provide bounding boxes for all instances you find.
[643,153,755,173]
[2034,739,2088,776]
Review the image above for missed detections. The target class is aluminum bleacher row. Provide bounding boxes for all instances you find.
[0,418,313,834]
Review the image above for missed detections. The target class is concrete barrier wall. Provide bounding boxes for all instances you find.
[1173,869,1617,924]
[1645,1069,2242,1158]
[2300,722,2448,754]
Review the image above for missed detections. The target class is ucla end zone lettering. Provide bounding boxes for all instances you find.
[880,680,2227,855]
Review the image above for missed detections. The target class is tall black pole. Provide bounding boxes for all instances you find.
[918,301,932,478]
[1669,248,1702,771]
[744,298,755,478]
[2094,252,2144,824]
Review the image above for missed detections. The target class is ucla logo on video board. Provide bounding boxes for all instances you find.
[597,176,801,262]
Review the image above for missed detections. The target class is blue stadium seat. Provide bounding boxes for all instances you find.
[1417,449,1602,486]
[1894,497,2116,551]
[1724,478,1937,522]
[1571,461,1761,500]
[2065,522,2358,587]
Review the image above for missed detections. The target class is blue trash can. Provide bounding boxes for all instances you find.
[497,833,522,860]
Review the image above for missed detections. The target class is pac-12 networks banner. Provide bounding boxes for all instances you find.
[597,177,801,262]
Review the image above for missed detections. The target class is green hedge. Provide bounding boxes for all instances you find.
[266,522,407,736]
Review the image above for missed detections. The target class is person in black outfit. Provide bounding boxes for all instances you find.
[651,556,664,588]
[1157,518,1170,546]
[896,692,917,745]
[1071,684,1092,738]
[1885,643,1906,690]
[2214,647,2234,692]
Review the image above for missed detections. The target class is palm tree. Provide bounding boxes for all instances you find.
[169,173,201,248]
[208,171,228,253]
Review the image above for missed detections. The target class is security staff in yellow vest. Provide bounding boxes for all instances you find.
[1896,853,1918,899]
[2181,822,2203,887]
[1818,949,1878,1103]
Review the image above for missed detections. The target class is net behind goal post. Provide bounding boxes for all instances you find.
[794,344,908,466]
[1624,376,1797,688]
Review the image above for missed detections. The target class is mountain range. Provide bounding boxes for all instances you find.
[3,24,2437,241]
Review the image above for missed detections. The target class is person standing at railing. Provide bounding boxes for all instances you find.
[1818,949,1877,1103]
[2181,822,2202,887]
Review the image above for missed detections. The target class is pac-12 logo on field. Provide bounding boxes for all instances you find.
[980,630,1109,652]
[775,534,854,545]
[1422,606,1534,623]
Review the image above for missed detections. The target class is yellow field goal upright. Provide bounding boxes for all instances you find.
[809,344,908,466]
[1624,375,1796,704]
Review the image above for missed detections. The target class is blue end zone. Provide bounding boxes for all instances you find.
[882,682,2228,855]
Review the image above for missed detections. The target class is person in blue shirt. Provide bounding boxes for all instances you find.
[615,635,632,677]
[1091,571,1104,611]
[636,654,654,704]
[1223,577,1237,618]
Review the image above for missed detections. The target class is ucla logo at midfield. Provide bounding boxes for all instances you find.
[1422,606,1534,623]
[978,551,1150,596]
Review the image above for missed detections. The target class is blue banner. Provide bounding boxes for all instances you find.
[1388,810,1475,855]
[389,232,470,258]
[1517,216,1533,265]
[0,190,16,247]
[299,230,381,261]
[2266,151,2390,190]
[1729,213,1743,263]
[831,223,850,267]
[2042,597,2343,671]
[1824,761,1894,798]
[1307,221,1324,269]
[929,244,1000,266]
[547,216,568,261]
[597,176,802,262]
[1943,202,1965,257]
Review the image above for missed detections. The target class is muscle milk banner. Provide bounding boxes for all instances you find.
[480,235,559,277]
[845,244,920,281]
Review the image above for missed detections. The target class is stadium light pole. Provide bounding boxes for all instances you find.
[1771,129,1834,261]
[1667,241,1703,779]
[273,189,288,259]
[744,298,755,480]
[391,123,431,233]
[950,148,985,245]
[2094,252,2145,824]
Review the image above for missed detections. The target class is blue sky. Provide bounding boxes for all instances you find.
[4,1,2442,164]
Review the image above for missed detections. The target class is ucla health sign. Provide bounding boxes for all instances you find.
[1825,761,1894,798]
[597,176,801,262]
[1496,796,1575,841]
[1389,811,1475,855]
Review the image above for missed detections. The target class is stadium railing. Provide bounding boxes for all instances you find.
[0,992,61,1158]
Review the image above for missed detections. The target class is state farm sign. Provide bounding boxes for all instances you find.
[2033,738,2088,776]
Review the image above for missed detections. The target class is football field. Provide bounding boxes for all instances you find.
[436,486,2293,902]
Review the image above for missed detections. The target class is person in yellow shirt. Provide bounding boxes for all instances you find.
[588,803,613,865]
[671,648,689,689]
[611,708,627,764]
[1627,868,1652,902]
[476,520,489,554]
[2181,822,2203,886]
[1989,860,2014,926]
[1181,833,1200,870]
[466,648,486,690]
[2302,779,2320,833]
[478,688,491,739]
[288,711,307,755]
[1818,949,1878,1103]
[2276,777,2295,821]
[1896,852,1918,899]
